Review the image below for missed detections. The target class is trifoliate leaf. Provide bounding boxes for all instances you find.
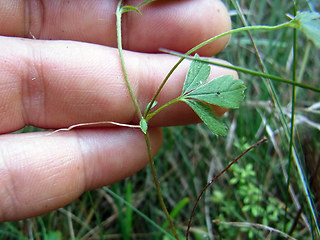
[140,118,148,134]
[184,75,246,108]
[182,54,211,94]
[293,11,320,48]
[183,99,228,136]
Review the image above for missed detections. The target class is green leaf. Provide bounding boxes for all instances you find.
[121,5,142,15]
[183,99,228,136]
[184,75,246,108]
[140,118,148,134]
[144,100,157,116]
[122,1,157,14]
[182,54,211,94]
[293,11,320,48]
[138,0,157,7]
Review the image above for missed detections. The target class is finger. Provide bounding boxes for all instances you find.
[0,127,162,222]
[0,0,231,55]
[0,36,237,133]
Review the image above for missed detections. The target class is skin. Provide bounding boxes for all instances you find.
[0,0,237,222]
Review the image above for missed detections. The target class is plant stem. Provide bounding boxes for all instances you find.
[159,50,320,93]
[116,0,143,120]
[116,2,178,239]
[186,138,268,239]
[144,58,184,117]
[186,22,293,56]
[144,133,179,239]
[231,0,279,109]
[146,97,183,122]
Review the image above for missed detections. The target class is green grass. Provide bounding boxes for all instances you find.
[2,0,320,239]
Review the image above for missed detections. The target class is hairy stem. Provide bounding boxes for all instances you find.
[116,1,143,120]
[116,1,178,239]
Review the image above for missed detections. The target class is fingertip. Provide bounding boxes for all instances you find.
[124,0,232,55]
[0,1,25,37]
[195,0,232,56]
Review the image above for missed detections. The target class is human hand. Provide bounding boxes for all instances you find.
[0,0,236,222]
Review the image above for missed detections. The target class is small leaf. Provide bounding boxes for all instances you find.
[121,5,142,15]
[184,75,246,108]
[182,54,211,94]
[293,11,320,48]
[183,99,228,136]
[144,100,158,116]
[138,0,157,7]
[140,118,148,134]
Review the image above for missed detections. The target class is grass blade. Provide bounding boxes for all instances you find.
[103,187,175,240]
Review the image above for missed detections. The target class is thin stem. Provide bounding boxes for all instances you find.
[232,0,282,115]
[213,221,297,240]
[186,22,293,56]
[146,97,183,122]
[144,133,179,239]
[144,22,294,116]
[144,58,184,117]
[117,2,178,238]
[116,1,143,120]
[186,138,268,239]
[160,50,320,93]
[285,5,298,232]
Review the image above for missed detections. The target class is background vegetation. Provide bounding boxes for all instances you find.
[2,0,319,239]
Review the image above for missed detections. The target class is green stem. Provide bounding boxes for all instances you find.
[144,133,179,239]
[160,50,320,93]
[231,0,279,109]
[186,22,293,55]
[116,1,143,120]
[146,97,183,122]
[116,2,178,239]
[144,22,294,116]
[144,58,185,117]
